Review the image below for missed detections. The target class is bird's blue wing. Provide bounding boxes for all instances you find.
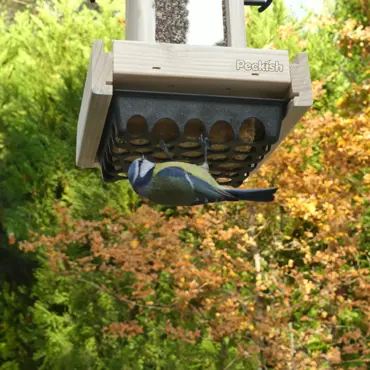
[156,166,188,179]
[187,173,237,205]
[156,166,236,205]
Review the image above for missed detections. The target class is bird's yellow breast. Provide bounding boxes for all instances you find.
[154,161,219,186]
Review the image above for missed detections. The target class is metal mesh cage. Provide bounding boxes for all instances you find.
[97,90,287,187]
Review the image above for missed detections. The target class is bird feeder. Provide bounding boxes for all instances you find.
[76,0,313,188]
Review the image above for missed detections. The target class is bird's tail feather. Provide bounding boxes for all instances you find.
[225,187,278,203]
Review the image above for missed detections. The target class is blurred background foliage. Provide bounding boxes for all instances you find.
[0,0,369,369]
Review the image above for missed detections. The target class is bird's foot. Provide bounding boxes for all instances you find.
[199,134,210,171]
[199,134,210,148]
[200,162,210,172]
[159,139,174,160]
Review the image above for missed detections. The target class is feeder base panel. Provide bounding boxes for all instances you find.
[97,90,287,188]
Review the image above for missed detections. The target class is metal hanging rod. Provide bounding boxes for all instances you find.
[244,0,273,13]
[89,1,273,14]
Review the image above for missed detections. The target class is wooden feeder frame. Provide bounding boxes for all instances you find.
[76,0,312,187]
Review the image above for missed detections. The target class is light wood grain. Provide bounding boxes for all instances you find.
[280,53,313,138]
[225,0,247,47]
[77,44,311,173]
[125,0,156,42]
[113,41,290,97]
[249,52,313,177]
[76,40,113,168]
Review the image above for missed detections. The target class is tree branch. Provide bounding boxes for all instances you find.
[289,322,296,370]
[224,357,238,370]
[76,276,173,310]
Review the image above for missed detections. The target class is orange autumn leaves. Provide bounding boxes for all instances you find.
[337,18,370,59]
[103,321,144,338]
[18,110,370,369]
[19,196,370,368]
[248,107,370,248]
[17,11,370,370]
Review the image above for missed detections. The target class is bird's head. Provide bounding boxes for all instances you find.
[128,156,155,192]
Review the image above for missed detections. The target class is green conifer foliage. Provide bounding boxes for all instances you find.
[0,0,134,240]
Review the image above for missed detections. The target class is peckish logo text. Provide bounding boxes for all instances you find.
[236,60,284,72]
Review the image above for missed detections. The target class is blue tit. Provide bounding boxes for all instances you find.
[127,137,278,206]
